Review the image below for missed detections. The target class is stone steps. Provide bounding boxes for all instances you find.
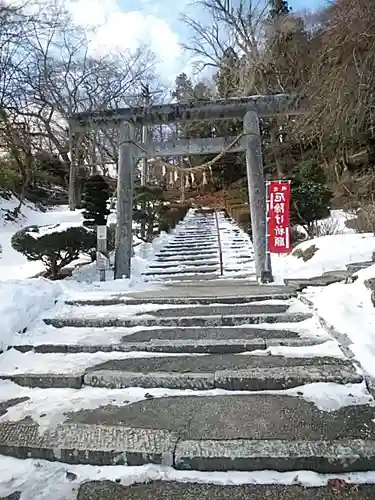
[172,235,218,240]
[148,260,219,269]
[0,394,374,471]
[156,249,218,257]
[142,265,219,276]
[64,292,296,306]
[162,246,216,253]
[43,311,311,329]
[83,355,358,391]
[0,353,356,390]
[347,261,373,272]
[144,273,221,282]
[154,254,219,262]
[0,208,372,484]
[11,336,324,355]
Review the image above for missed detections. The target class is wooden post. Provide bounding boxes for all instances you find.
[114,122,135,279]
[96,225,108,282]
[68,127,76,211]
[180,156,185,203]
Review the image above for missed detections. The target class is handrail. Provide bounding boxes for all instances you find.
[214,210,224,276]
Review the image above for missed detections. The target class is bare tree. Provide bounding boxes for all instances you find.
[181,0,268,94]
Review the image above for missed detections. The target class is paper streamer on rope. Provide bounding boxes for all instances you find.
[146,133,244,189]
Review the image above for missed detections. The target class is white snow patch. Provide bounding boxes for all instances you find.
[284,381,373,412]
[2,456,375,500]
[9,324,148,347]
[25,221,86,239]
[307,262,375,378]
[0,349,204,375]
[49,301,181,320]
[237,315,331,340]
[0,279,62,351]
[272,232,375,284]
[242,340,344,359]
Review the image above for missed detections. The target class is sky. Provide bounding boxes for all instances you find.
[63,0,327,84]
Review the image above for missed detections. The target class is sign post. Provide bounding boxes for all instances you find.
[266,180,292,257]
[96,225,109,282]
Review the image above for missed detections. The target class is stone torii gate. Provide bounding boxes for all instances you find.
[68,94,303,282]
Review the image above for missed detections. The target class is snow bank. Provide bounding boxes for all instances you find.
[306,263,375,378]
[0,278,62,351]
[1,456,375,500]
[272,233,375,283]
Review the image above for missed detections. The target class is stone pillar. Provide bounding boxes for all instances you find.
[114,122,135,279]
[244,110,273,282]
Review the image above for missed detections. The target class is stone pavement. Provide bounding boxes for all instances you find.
[0,208,375,498]
[77,481,375,500]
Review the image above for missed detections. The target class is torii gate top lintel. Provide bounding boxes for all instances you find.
[69,93,304,132]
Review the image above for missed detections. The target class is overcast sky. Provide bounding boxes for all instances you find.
[66,0,327,84]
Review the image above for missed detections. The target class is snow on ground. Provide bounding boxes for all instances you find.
[2,457,375,500]
[305,263,375,379]
[243,339,345,359]
[0,197,181,349]
[272,232,375,283]
[0,279,62,352]
[9,324,147,347]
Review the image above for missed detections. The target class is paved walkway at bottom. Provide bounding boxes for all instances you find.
[77,481,375,500]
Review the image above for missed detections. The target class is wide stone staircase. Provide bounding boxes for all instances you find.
[0,208,374,499]
[142,208,255,281]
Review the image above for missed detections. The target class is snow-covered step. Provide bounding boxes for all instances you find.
[0,350,358,390]
[64,290,297,306]
[142,265,219,275]
[10,337,327,355]
[171,239,218,245]
[162,244,217,251]
[148,260,219,269]
[153,254,219,263]
[83,355,359,391]
[156,250,218,258]
[8,316,327,355]
[143,273,220,282]
[172,234,218,239]
[43,310,312,329]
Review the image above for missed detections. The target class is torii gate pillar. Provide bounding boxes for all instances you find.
[244,111,273,282]
[114,122,135,279]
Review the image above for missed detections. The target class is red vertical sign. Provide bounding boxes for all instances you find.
[267,181,291,254]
